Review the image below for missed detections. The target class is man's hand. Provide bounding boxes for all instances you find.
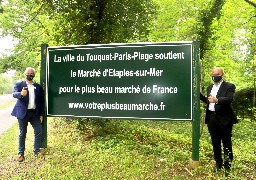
[208,94,218,103]
[21,87,27,97]
[40,116,43,123]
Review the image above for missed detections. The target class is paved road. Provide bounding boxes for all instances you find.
[0,94,14,106]
[0,94,17,137]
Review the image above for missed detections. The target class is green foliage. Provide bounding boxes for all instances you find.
[0,0,52,74]
[60,117,111,135]
[150,0,199,42]
[42,0,156,44]
[199,0,256,90]
[0,0,156,74]
[0,73,13,94]
[0,0,255,88]
[0,117,255,179]
[150,0,256,91]
[0,0,255,93]
[233,88,256,121]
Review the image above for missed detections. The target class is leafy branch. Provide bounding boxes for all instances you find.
[244,0,256,8]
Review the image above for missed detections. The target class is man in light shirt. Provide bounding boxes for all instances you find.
[200,67,237,176]
[11,67,44,162]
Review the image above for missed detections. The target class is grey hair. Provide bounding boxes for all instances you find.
[24,67,36,75]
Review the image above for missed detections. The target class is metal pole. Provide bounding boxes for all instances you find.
[190,38,201,168]
[40,43,48,148]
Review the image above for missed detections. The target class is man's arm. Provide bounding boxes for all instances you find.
[200,92,208,104]
[217,83,236,104]
[13,82,23,99]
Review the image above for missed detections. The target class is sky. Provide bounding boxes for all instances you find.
[0,30,17,75]
[0,35,17,57]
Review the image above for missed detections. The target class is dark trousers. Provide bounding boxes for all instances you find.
[18,109,42,155]
[207,113,233,169]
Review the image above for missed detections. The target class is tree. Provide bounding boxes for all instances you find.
[1,0,255,95]
[42,0,156,44]
[245,0,256,8]
[0,0,156,75]
[149,0,255,120]
[0,73,13,94]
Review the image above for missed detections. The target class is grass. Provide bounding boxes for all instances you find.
[0,117,255,179]
[0,100,15,110]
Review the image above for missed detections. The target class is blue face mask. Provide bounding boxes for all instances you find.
[26,75,34,81]
[212,75,222,82]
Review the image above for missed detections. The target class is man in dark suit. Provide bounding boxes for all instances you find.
[11,67,44,162]
[200,67,237,175]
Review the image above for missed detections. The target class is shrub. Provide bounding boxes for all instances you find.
[233,88,255,121]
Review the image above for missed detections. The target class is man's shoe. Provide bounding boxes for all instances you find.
[34,151,42,157]
[225,168,231,176]
[224,161,231,176]
[224,166,231,177]
[34,151,42,156]
[34,148,44,156]
[17,154,24,162]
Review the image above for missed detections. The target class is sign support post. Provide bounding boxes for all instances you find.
[190,38,201,167]
[40,43,48,148]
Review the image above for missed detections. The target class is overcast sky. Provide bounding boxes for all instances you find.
[0,30,17,75]
[0,29,17,57]
[0,36,17,56]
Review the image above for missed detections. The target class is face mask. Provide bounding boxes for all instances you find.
[26,75,34,81]
[212,75,222,82]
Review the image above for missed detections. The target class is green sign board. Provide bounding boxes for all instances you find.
[46,42,193,120]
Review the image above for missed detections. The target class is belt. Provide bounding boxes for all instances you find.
[27,109,36,111]
[209,111,216,114]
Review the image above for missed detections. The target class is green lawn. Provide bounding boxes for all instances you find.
[0,117,255,179]
[0,100,15,110]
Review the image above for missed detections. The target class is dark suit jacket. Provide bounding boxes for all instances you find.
[11,80,44,119]
[200,80,237,125]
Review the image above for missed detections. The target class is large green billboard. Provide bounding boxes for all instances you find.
[46,42,193,120]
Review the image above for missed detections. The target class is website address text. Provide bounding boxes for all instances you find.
[68,102,166,111]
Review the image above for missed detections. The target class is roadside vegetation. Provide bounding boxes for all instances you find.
[0,99,15,110]
[0,117,255,179]
[0,74,13,94]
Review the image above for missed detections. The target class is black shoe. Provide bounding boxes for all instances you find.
[224,161,231,176]
[224,167,231,177]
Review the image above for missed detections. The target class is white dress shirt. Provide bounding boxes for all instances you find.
[208,80,223,111]
[26,82,36,109]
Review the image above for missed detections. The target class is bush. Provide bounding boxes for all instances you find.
[233,88,255,121]
[59,117,111,135]
[0,74,13,94]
